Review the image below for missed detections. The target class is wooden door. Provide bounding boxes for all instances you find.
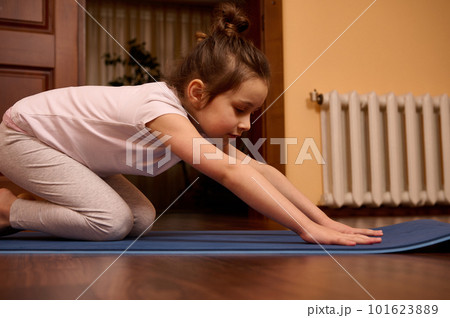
[0,0,85,183]
[0,0,85,117]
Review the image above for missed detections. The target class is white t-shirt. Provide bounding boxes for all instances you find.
[3,82,188,177]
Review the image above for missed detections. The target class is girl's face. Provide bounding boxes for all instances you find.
[195,77,268,142]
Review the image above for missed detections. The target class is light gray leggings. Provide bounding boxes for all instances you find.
[0,122,156,241]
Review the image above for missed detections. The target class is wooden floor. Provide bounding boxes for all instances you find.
[0,210,449,300]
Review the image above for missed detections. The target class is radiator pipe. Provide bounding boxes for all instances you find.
[310,89,323,105]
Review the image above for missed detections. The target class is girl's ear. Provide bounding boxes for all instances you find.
[186,79,206,109]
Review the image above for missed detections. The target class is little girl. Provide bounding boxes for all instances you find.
[0,3,382,245]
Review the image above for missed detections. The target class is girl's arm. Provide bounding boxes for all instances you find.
[225,143,383,237]
[147,114,381,245]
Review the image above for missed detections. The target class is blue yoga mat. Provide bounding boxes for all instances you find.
[0,219,449,255]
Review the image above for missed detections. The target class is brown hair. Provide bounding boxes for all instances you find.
[165,2,271,105]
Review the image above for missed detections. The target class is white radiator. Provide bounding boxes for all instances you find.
[319,90,450,207]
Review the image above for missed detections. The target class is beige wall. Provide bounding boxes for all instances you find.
[282,0,450,204]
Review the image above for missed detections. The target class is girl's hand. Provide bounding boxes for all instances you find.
[298,221,382,246]
[320,218,384,238]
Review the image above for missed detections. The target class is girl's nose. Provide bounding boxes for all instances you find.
[238,115,251,132]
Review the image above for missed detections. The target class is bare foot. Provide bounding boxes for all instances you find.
[0,188,18,228]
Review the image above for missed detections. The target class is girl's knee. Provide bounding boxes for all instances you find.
[91,206,134,241]
[127,204,156,237]
[107,213,134,241]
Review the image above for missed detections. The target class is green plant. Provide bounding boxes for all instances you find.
[103,38,161,86]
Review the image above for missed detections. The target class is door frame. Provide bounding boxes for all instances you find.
[246,0,285,174]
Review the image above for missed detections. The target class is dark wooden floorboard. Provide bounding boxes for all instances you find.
[0,211,449,299]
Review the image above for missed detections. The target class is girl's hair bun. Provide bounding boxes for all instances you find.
[211,2,250,37]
